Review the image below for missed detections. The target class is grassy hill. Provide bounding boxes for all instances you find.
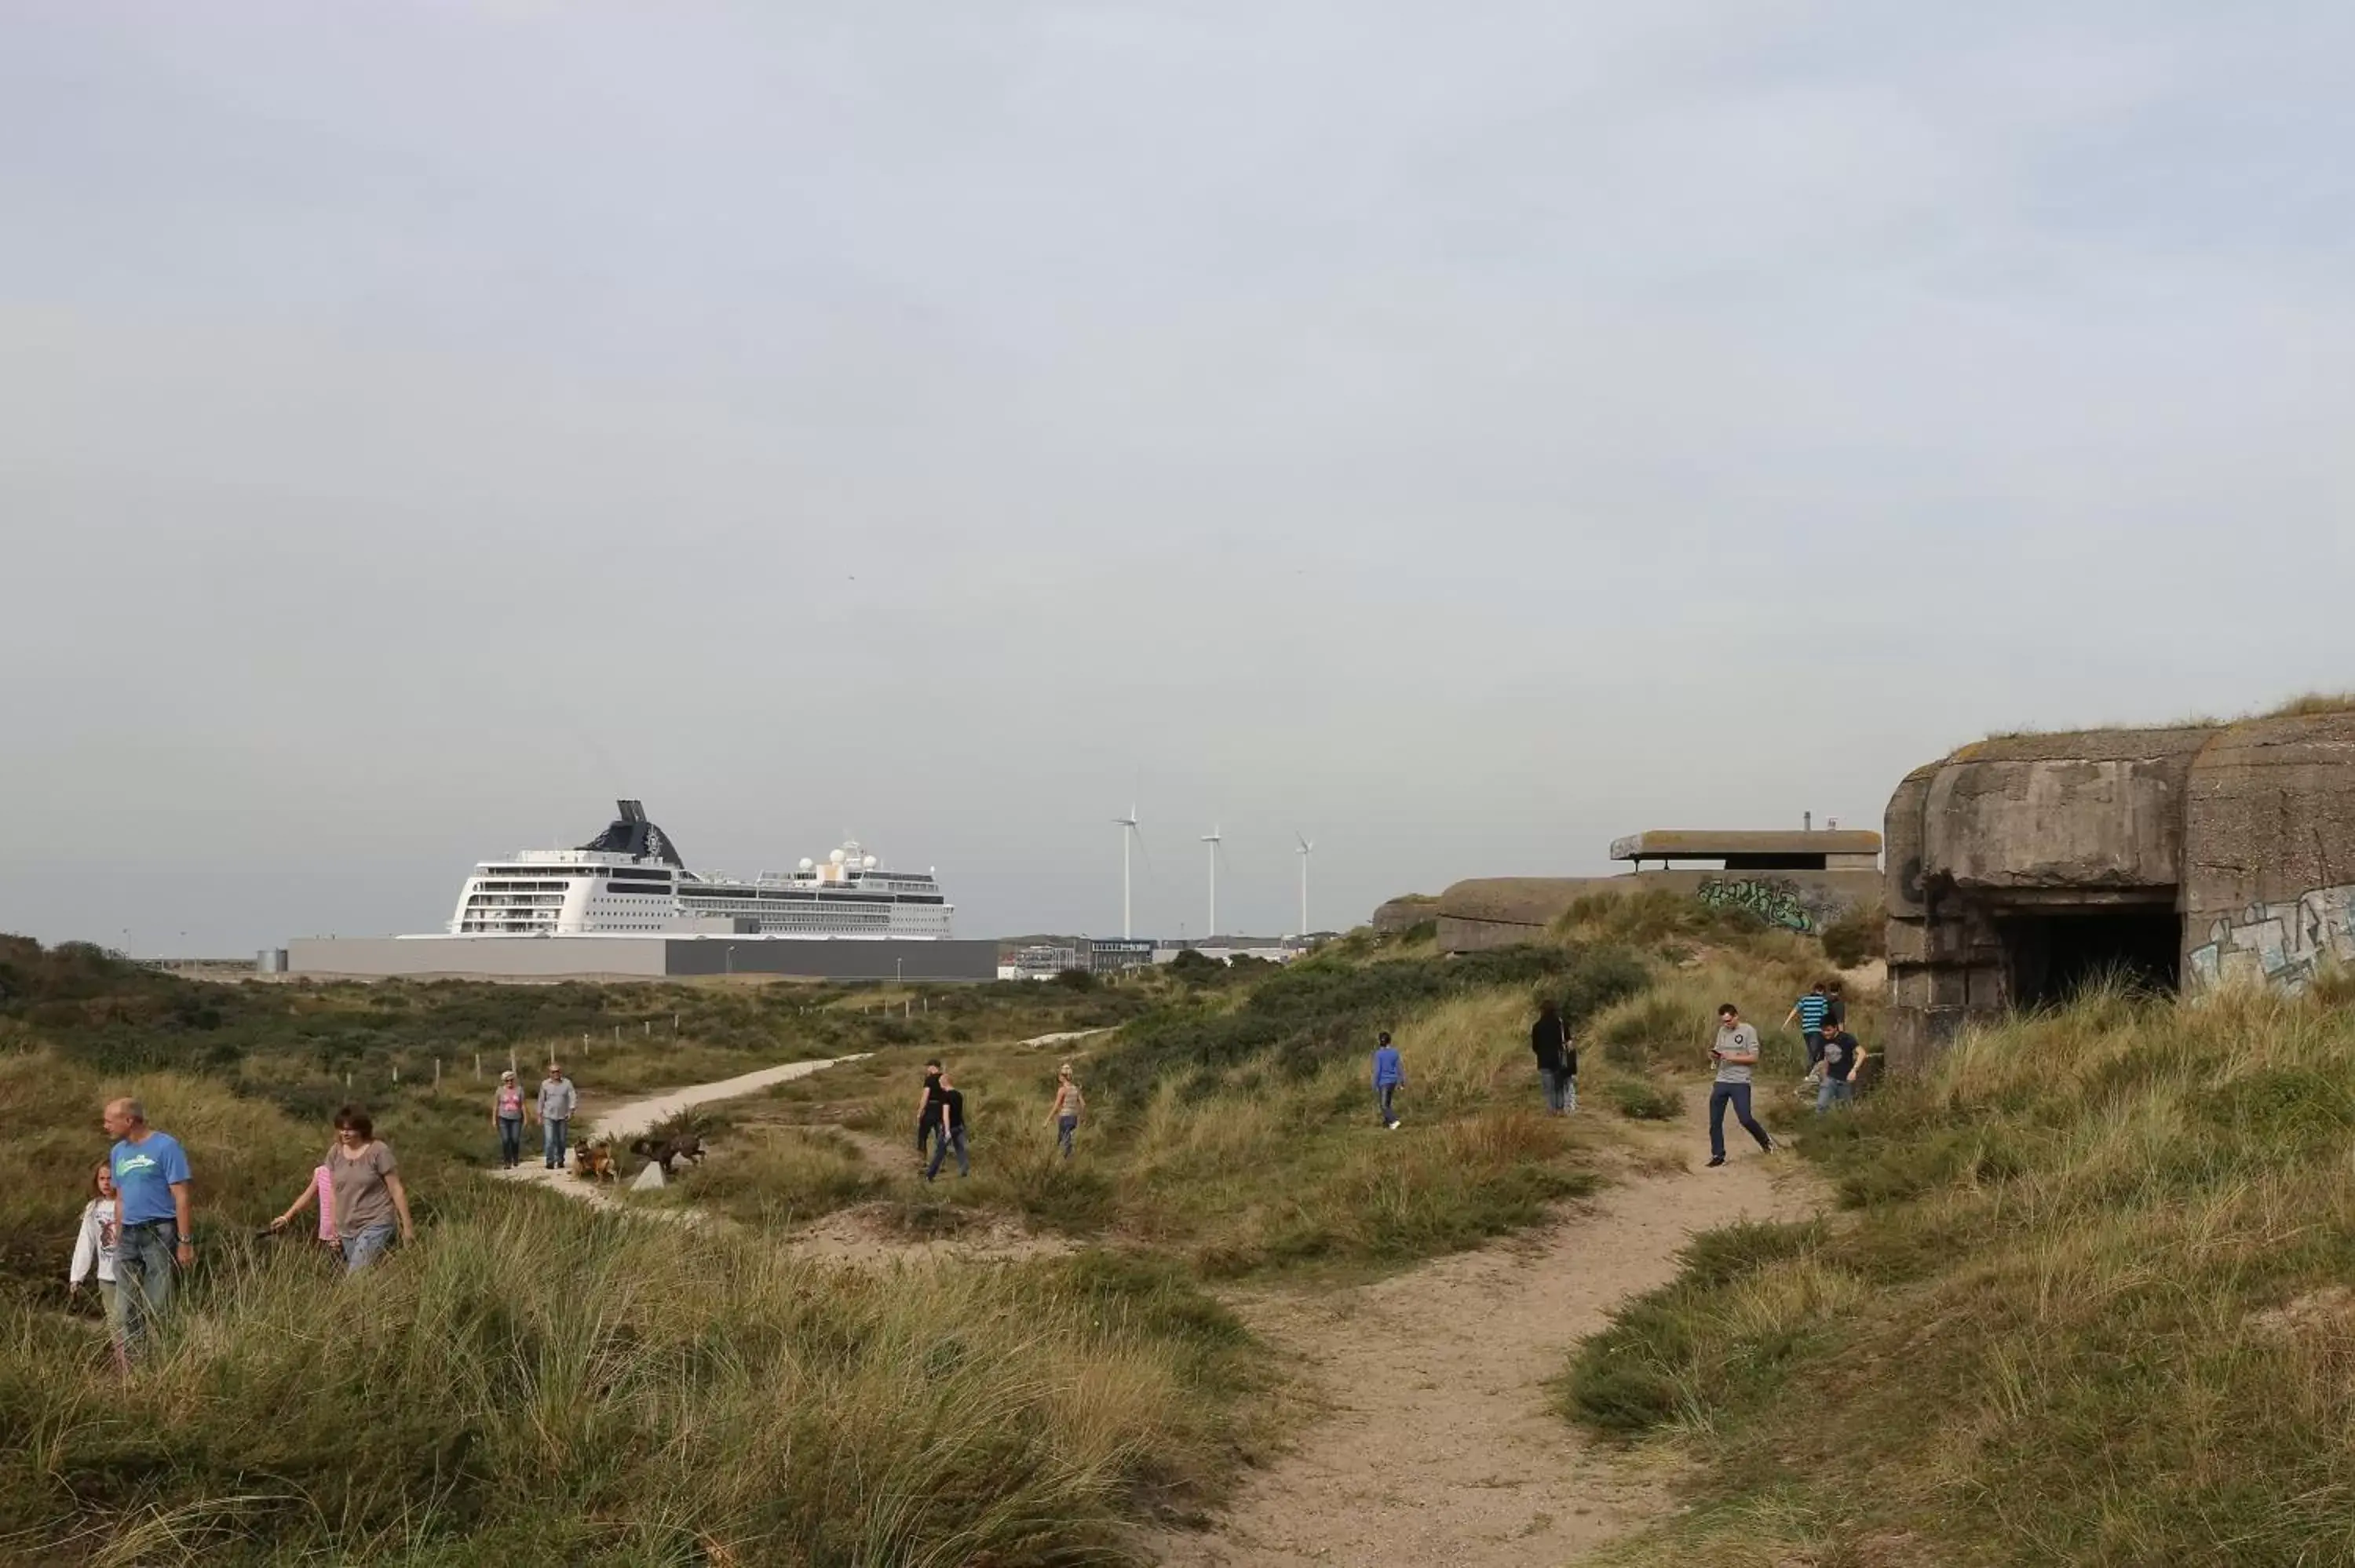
[1565,972,2355,1567]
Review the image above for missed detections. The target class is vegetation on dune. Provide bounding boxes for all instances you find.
[1564,976,2355,1568]
[0,935,1145,1079]
[1091,941,1646,1103]
[0,912,1872,1563]
[0,1195,1256,1566]
[714,948,1663,1278]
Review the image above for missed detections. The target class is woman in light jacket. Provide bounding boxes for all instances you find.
[68,1161,119,1315]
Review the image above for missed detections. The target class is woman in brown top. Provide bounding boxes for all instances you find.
[272,1106,414,1271]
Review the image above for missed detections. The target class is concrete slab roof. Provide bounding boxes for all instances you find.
[1608,830,1883,861]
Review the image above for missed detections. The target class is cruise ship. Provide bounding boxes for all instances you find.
[447,801,953,939]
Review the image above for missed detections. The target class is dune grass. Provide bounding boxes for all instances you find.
[1562,978,2355,1567]
[693,947,1667,1280]
[0,1192,1257,1566]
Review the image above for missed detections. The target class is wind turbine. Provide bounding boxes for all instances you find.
[1113,804,1143,939]
[1201,824,1223,941]
[1295,832,1314,936]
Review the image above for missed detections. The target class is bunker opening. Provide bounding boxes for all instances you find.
[1998,905,2182,1010]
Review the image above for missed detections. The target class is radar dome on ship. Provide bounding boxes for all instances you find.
[862,855,878,870]
[798,858,814,872]
[829,848,846,865]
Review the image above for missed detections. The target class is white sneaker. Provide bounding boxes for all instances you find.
[1387,1120,1401,1131]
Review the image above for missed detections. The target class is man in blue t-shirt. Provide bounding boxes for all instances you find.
[103,1097,193,1356]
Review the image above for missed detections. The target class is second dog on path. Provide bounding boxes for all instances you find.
[629,1134,706,1175]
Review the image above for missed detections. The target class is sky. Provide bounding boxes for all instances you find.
[4,2,2352,954]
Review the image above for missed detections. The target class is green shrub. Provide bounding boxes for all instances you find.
[1819,903,1887,968]
[1605,1078,1681,1121]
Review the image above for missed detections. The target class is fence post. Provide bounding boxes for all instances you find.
[436,1057,443,1085]
[475,1052,482,1080]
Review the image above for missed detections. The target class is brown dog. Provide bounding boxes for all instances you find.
[575,1143,619,1182]
[629,1134,706,1175]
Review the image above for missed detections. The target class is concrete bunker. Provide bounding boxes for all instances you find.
[1430,829,1882,953]
[1884,712,2355,1071]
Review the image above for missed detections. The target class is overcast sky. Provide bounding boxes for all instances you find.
[5,2,2351,954]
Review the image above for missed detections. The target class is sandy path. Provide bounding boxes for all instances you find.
[493,1054,866,1207]
[1154,1088,1822,1568]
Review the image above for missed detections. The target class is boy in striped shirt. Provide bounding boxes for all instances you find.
[1784,983,1831,1087]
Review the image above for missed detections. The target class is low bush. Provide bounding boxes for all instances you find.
[1605,1078,1681,1121]
[1818,902,1887,968]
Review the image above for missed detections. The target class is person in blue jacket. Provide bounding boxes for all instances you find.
[1371,1031,1405,1129]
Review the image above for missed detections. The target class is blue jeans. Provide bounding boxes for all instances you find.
[1057,1115,1079,1158]
[543,1118,569,1168]
[1540,1067,1577,1114]
[1708,1083,1773,1159]
[1815,1078,1854,1114]
[108,1220,177,1357]
[1802,1031,1825,1070]
[1375,1083,1400,1125]
[926,1125,969,1180]
[342,1222,396,1272]
[497,1117,523,1168]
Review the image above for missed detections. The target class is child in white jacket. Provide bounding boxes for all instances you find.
[69,1161,119,1315]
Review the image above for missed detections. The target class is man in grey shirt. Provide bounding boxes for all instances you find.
[533,1063,579,1170]
[1707,1004,1775,1167]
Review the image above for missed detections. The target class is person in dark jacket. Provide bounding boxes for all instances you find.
[914,1060,944,1168]
[924,1070,970,1180]
[1531,1001,1577,1114]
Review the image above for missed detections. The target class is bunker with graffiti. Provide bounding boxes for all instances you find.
[1429,829,1882,952]
[1884,708,2355,1071]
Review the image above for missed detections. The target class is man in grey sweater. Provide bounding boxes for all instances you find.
[532,1063,579,1170]
[1707,1005,1775,1167]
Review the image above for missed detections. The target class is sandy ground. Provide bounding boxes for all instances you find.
[1151,1091,1822,1568]
[1017,1026,1115,1050]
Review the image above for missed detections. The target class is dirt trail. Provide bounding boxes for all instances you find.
[1154,1088,1822,1568]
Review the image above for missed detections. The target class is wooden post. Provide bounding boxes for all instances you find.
[475,1052,482,1080]
[436,1057,443,1085]
[392,1063,400,1087]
